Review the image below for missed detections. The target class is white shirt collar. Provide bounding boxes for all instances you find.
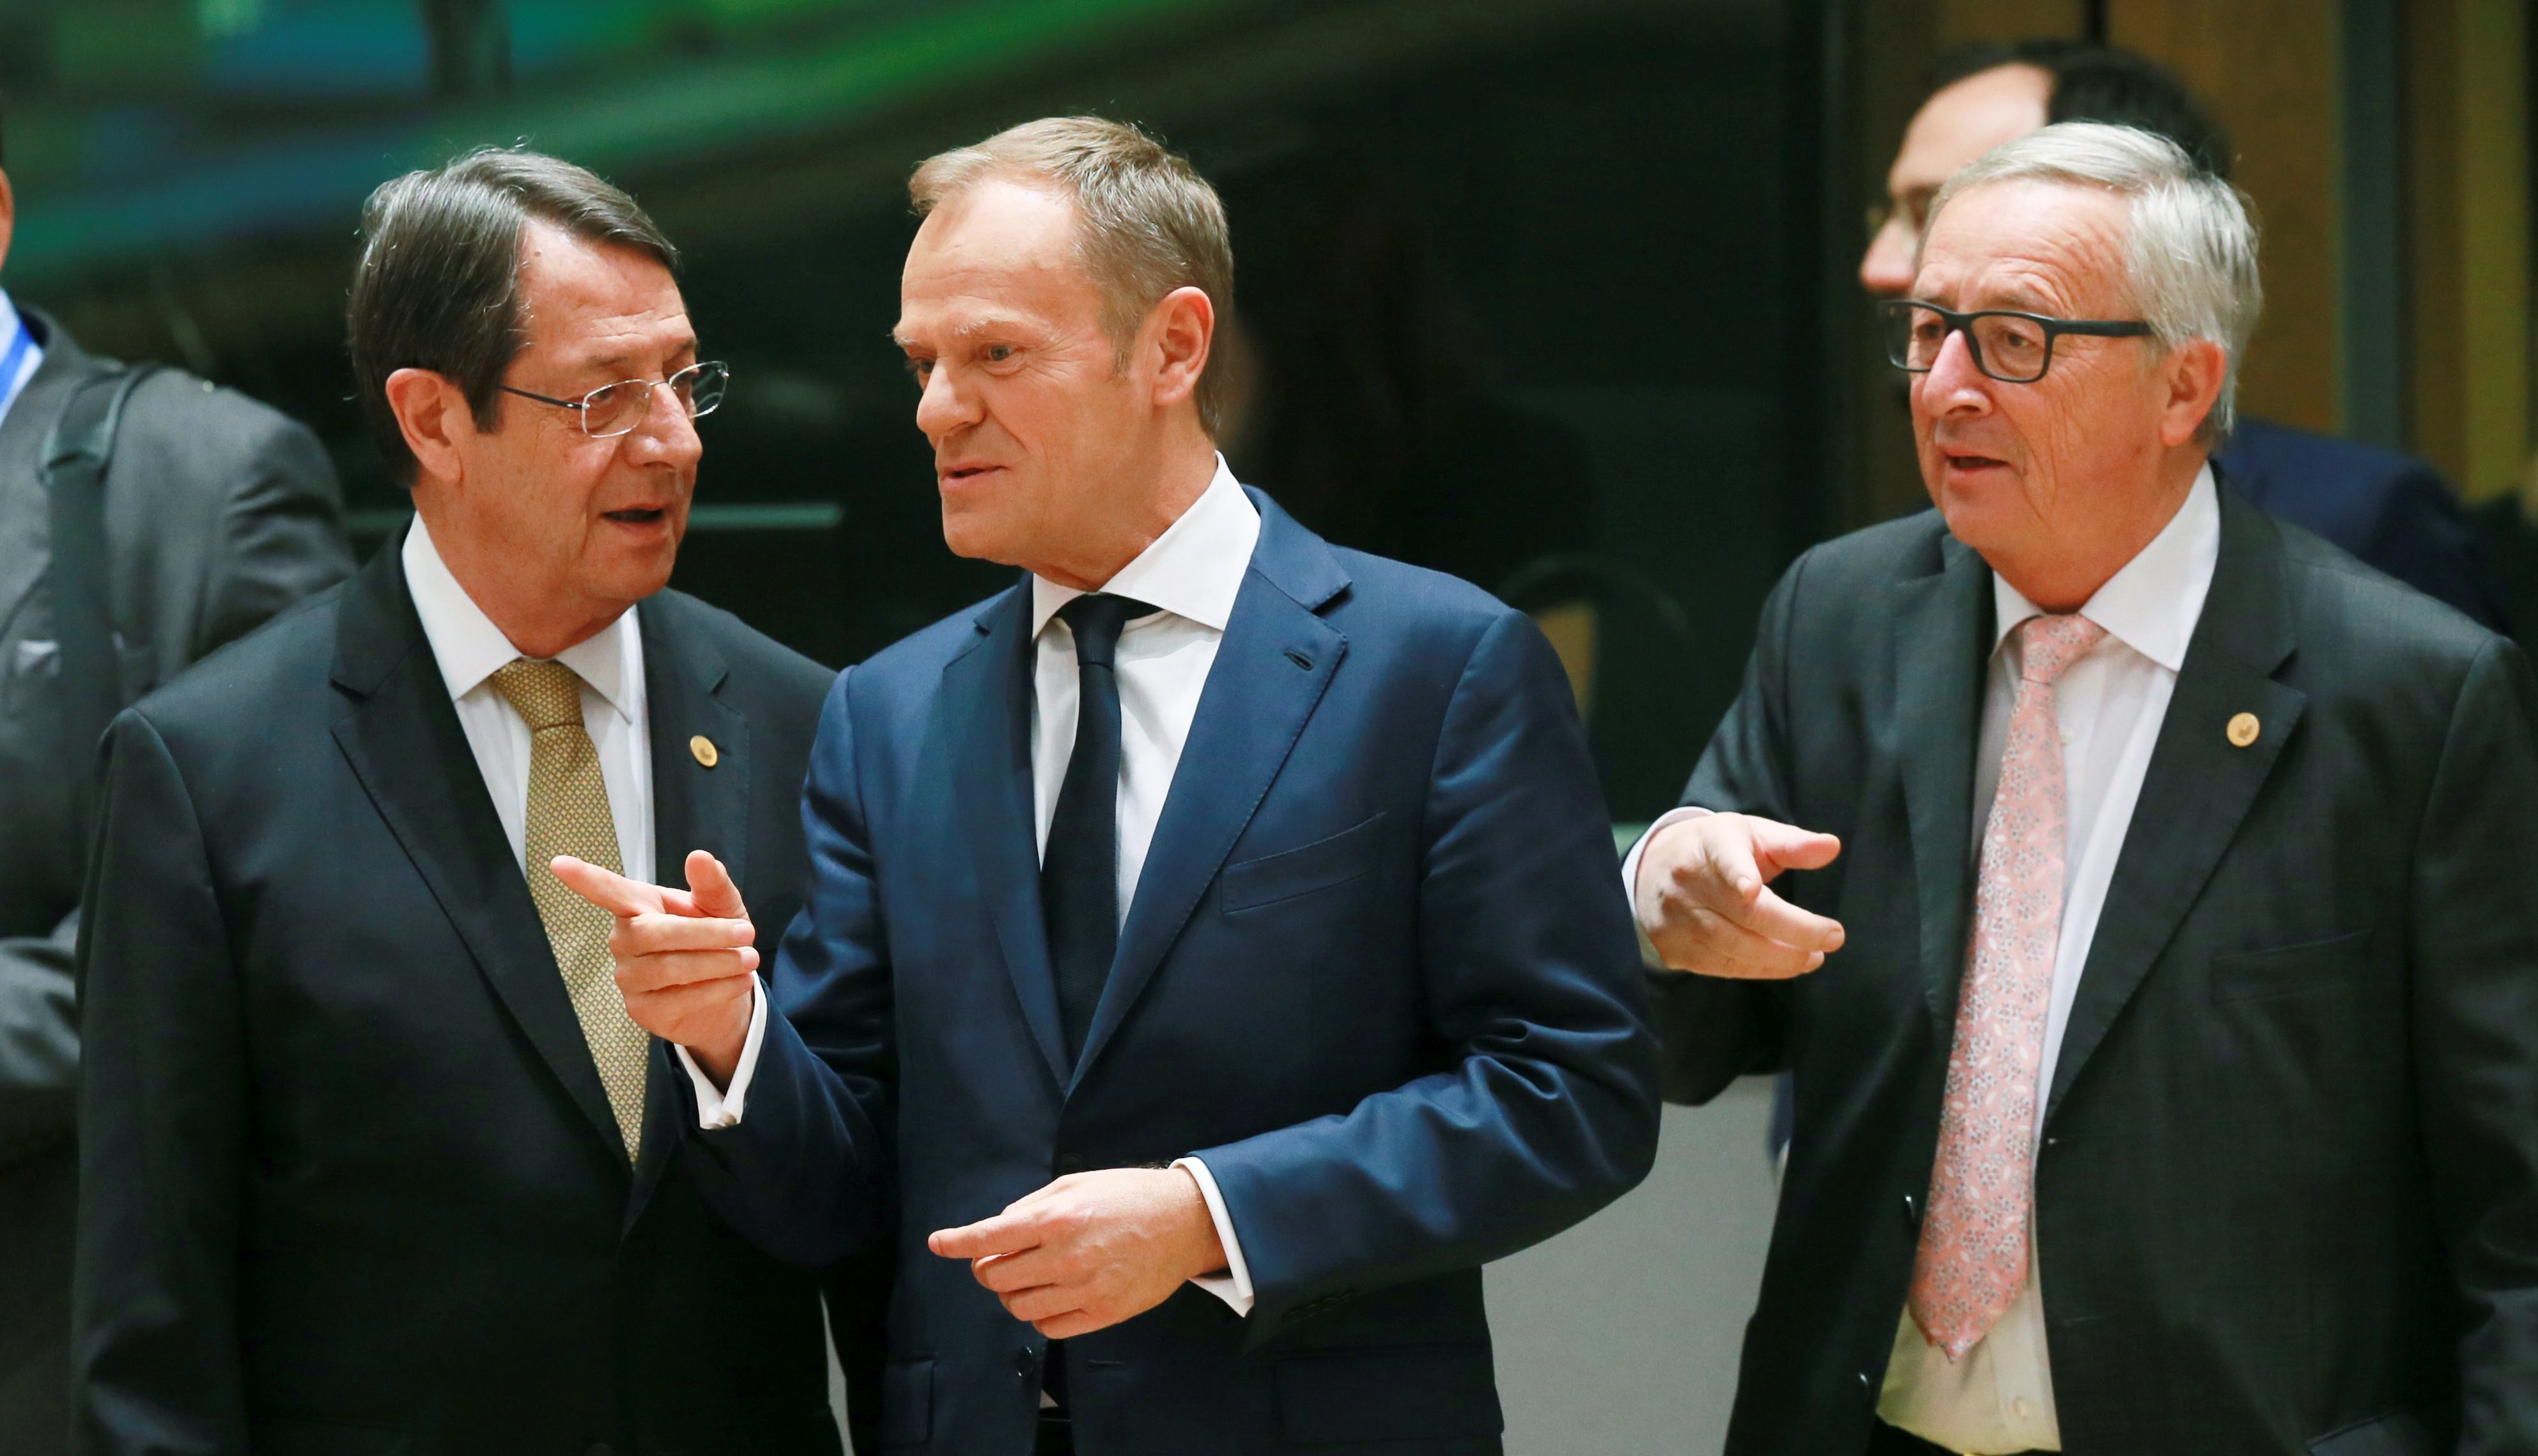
[402,513,640,722]
[1030,454,1261,638]
[1990,463,2220,674]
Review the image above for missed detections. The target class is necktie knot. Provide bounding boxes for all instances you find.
[2015,613,2106,686]
[489,658,586,732]
[1056,594,1158,671]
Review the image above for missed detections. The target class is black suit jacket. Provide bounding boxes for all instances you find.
[1653,493,2538,1455]
[0,308,349,1451]
[72,535,844,1455]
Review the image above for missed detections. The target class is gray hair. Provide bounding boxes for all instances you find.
[349,148,678,486]
[910,116,1234,434]
[1926,121,2262,442]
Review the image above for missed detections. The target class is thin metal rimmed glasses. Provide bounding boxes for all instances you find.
[501,360,730,438]
[1882,302,2153,384]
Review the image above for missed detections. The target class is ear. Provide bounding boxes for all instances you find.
[1143,285,1215,414]
[0,169,16,279]
[383,367,476,486]
[2157,336,2229,449]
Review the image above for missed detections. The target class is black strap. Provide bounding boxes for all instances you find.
[42,362,157,846]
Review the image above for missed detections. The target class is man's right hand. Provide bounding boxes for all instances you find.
[1634,812,1846,979]
[552,849,758,1085]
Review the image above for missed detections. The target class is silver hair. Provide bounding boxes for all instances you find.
[1926,121,2263,442]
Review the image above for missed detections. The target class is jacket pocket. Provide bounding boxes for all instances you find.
[1274,1342,1502,1444]
[2210,929,2372,1003]
[247,1416,413,1456]
[876,1356,933,1447]
[1220,813,1387,914]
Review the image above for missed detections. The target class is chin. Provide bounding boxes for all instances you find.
[938,506,1023,566]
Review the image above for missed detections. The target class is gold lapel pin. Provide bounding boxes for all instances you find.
[2226,712,2260,748]
[690,734,720,768]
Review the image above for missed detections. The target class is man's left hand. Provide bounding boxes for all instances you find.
[927,1167,1228,1338]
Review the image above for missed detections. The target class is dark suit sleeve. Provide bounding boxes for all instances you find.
[2410,637,2538,1455]
[677,668,894,1268]
[1640,552,1809,1105]
[0,912,79,1164]
[1192,609,1661,1336]
[70,711,250,1455]
[192,407,352,659]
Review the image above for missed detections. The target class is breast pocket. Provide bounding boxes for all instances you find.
[1219,812,1388,915]
[2209,928,2372,1003]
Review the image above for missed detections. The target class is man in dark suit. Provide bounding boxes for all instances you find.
[1861,37,2501,628]
[74,150,847,1454]
[559,116,1661,1456]
[1636,124,2538,1454]
[0,104,351,1450]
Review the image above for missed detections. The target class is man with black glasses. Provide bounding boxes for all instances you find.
[1632,125,2538,1454]
[72,149,853,1455]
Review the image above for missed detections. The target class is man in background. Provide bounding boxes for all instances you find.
[74,150,851,1453]
[0,96,350,1452]
[1863,38,2501,629]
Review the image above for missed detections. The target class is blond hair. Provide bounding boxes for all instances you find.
[911,116,1234,433]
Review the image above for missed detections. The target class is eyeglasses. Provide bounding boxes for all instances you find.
[1882,302,2153,384]
[500,360,730,438]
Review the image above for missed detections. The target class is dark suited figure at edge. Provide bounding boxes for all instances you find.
[1632,125,2538,1454]
[555,116,1662,1455]
[71,150,877,1453]
[0,95,352,1455]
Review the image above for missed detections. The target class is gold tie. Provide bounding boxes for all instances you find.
[488,658,649,1161]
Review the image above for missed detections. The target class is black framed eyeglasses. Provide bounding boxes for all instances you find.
[500,360,729,438]
[1882,302,2153,384]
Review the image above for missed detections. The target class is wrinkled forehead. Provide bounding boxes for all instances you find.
[515,222,694,365]
[1914,178,2133,316]
[897,179,1101,338]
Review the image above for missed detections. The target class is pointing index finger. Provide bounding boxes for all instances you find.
[551,856,662,918]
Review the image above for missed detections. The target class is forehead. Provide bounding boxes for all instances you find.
[897,178,1103,335]
[1915,178,2131,312]
[514,221,692,359]
[1894,64,2051,189]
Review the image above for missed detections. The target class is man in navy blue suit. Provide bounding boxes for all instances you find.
[1862,38,2502,630]
[557,116,1661,1455]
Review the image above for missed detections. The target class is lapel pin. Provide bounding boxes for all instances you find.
[2226,712,2260,748]
[690,734,720,768]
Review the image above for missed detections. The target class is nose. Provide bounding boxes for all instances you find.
[1915,325,1993,418]
[914,362,980,441]
[1859,217,1917,298]
[623,379,703,470]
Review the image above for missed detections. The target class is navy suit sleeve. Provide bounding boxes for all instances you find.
[1193,609,1660,1338]
[71,712,251,1454]
[2410,638,2538,1453]
[678,667,894,1268]
[1643,551,1807,1106]
[2356,463,2505,630]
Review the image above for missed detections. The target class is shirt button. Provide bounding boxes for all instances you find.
[2060,724,2078,745]
[2012,1396,2033,1419]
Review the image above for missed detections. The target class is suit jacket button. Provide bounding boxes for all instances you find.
[1901,1193,1920,1225]
[1014,1347,1040,1379]
[1857,1372,1873,1392]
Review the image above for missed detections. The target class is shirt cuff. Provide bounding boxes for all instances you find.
[1621,807,1712,969]
[1172,1156,1255,1318]
[679,973,768,1129]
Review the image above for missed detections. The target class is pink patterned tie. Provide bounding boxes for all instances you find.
[1909,611,2105,1361]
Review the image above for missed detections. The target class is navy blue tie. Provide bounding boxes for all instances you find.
[1042,593,1156,1067]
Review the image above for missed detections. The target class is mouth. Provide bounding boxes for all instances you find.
[601,507,669,526]
[940,463,1004,487]
[1940,449,2011,474]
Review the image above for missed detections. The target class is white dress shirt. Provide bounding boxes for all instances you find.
[700,457,1265,1317]
[1623,469,2220,1453]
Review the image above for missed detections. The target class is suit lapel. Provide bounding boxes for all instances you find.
[629,595,746,1224]
[945,584,1071,1089]
[0,314,98,642]
[2045,497,2301,1122]
[327,532,628,1164]
[1072,495,1350,1088]
[1892,532,1995,1032]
